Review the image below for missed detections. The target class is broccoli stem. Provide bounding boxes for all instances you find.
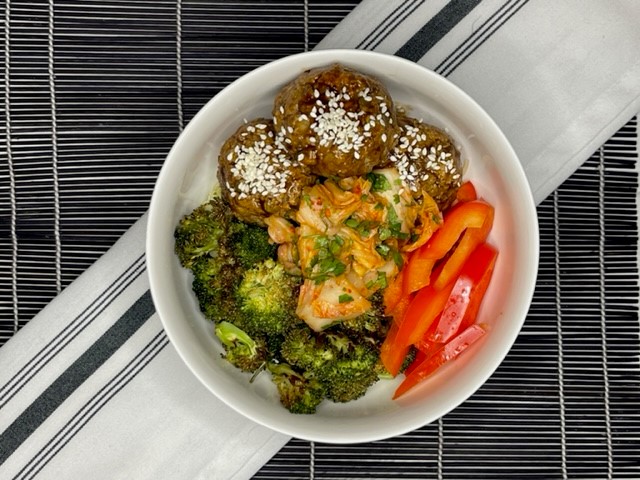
[215,321,258,357]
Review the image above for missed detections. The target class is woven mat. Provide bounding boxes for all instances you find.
[0,1,637,478]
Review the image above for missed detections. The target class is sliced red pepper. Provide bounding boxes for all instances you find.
[428,276,472,343]
[414,315,441,353]
[390,294,412,326]
[432,203,494,291]
[403,349,428,376]
[428,242,498,343]
[403,200,492,294]
[397,320,439,376]
[457,244,498,333]
[456,181,477,203]
[402,256,436,295]
[396,279,455,347]
[393,324,487,399]
[380,322,409,377]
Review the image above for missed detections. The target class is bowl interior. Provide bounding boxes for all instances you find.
[147,49,539,443]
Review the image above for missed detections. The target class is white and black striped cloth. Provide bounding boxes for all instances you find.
[0,1,638,479]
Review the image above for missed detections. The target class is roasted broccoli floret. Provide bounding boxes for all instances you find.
[267,362,325,414]
[175,197,284,325]
[317,342,380,403]
[174,198,232,269]
[236,259,302,336]
[192,273,237,323]
[215,321,267,373]
[281,327,382,404]
[230,222,277,269]
[280,326,336,370]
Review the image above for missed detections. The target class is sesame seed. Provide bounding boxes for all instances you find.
[226,132,294,200]
[309,88,366,153]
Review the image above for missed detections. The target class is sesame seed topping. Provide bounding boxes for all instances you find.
[309,88,366,153]
[388,121,459,192]
[226,130,295,199]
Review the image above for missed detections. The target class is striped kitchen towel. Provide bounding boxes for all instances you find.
[0,1,638,479]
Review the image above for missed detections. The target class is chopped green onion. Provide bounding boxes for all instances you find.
[338,294,354,303]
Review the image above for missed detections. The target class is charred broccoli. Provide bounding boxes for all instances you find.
[317,342,380,403]
[235,259,302,336]
[174,198,232,269]
[230,222,277,269]
[267,362,325,414]
[174,197,279,324]
[281,327,382,404]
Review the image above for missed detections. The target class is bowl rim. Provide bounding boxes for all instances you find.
[146,48,540,443]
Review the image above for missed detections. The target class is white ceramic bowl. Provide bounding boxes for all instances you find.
[146,49,539,444]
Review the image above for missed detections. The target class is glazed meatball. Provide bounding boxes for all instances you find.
[388,116,462,210]
[273,64,400,178]
[218,118,316,225]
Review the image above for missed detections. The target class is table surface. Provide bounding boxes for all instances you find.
[0,1,638,479]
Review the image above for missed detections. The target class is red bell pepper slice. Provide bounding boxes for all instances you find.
[411,316,443,363]
[403,200,493,294]
[458,244,498,333]
[432,203,494,291]
[396,279,455,348]
[456,181,477,203]
[393,324,486,399]
[380,322,409,377]
[428,242,498,343]
[390,294,412,326]
[403,348,428,376]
